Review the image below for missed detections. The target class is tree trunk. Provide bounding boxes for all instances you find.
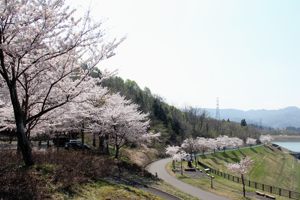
[115,145,120,159]
[92,132,96,147]
[180,159,183,175]
[241,174,246,197]
[81,123,84,146]
[105,133,109,155]
[98,134,105,153]
[16,121,33,166]
[9,86,34,166]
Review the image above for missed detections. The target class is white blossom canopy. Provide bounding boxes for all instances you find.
[227,157,253,175]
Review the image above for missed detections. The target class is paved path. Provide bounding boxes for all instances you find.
[146,158,229,200]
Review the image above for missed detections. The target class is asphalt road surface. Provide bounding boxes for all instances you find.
[146,158,229,200]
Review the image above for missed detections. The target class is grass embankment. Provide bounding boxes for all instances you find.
[167,161,259,200]
[167,145,298,200]
[200,145,300,192]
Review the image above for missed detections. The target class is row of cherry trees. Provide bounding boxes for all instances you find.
[0,0,160,166]
[166,135,273,197]
[166,135,273,167]
[0,72,160,158]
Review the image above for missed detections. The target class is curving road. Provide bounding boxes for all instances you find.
[146,158,229,200]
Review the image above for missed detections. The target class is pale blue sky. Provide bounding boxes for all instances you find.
[70,0,300,110]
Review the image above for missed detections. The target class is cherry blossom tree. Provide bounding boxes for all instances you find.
[246,137,257,146]
[165,145,181,171]
[229,137,244,149]
[26,81,106,152]
[166,145,187,176]
[215,135,229,151]
[181,138,198,155]
[196,137,210,154]
[93,94,150,159]
[140,131,161,144]
[0,100,14,131]
[172,151,188,175]
[181,137,199,167]
[165,145,181,157]
[206,138,217,153]
[227,157,253,197]
[259,134,273,144]
[215,135,244,151]
[0,0,122,165]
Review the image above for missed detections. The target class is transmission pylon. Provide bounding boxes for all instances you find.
[215,97,220,120]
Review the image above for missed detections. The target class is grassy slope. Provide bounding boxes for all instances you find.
[167,158,290,199]
[199,145,300,192]
[167,161,258,200]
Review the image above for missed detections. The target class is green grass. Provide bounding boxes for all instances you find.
[199,145,300,192]
[54,180,162,200]
[167,161,290,200]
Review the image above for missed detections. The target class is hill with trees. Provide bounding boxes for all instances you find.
[101,76,274,145]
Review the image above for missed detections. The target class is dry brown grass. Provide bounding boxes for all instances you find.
[0,150,115,200]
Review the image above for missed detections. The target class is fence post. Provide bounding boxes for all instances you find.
[237,177,240,183]
[262,184,264,191]
[255,182,257,189]
[279,188,281,196]
[248,180,250,187]
[289,191,291,198]
[270,186,272,194]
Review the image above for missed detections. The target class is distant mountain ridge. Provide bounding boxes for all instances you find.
[204,106,300,129]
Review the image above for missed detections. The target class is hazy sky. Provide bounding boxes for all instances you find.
[69,0,300,110]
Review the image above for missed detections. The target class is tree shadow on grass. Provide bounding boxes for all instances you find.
[263,146,276,155]
[238,149,246,157]
[250,147,258,154]
[214,153,227,162]
[266,145,275,152]
[211,157,221,165]
[232,151,239,158]
[221,152,230,158]
[219,152,239,163]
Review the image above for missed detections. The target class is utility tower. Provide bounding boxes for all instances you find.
[215,97,220,120]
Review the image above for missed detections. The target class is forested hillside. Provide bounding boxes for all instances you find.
[101,76,271,145]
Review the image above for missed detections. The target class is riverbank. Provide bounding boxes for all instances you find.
[272,135,300,141]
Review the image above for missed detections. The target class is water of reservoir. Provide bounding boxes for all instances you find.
[273,142,300,152]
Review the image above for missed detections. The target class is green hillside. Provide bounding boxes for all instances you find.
[99,75,278,146]
[199,145,300,192]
